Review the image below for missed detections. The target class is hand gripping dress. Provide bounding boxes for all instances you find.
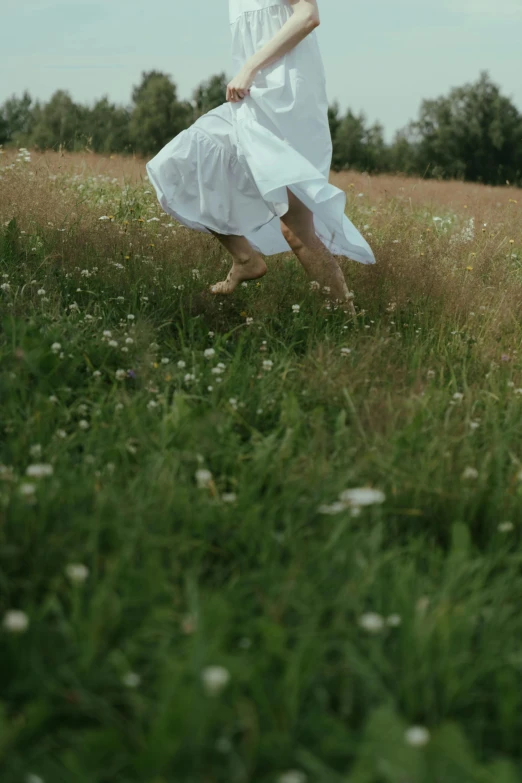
[146,0,376,266]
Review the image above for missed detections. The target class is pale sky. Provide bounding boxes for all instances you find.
[2,0,522,143]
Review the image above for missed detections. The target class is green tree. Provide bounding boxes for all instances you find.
[412,70,522,185]
[129,70,192,157]
[84,97,132,154]
[192,72,228,119]
[31,90,88,151]
[0,90,35,146]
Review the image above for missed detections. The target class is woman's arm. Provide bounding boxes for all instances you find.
[227,0,320,103]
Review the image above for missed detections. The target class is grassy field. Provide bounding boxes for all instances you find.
[1,146,522,783]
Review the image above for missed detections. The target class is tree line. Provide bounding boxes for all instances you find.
[1,69,521,187]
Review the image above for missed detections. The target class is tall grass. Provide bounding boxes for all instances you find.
[1,148,522,783]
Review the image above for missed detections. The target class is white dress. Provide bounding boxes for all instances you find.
[146,0,376,265]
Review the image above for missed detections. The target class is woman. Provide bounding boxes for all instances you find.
[146,0,376,313]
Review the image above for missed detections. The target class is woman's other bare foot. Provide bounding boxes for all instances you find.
[210,253,267,294]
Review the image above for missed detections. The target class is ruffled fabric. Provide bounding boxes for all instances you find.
[145,1,376,265]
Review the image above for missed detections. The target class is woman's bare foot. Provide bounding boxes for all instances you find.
[210,253,268,294]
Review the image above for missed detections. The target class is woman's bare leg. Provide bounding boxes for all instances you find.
[280,190,356,315]
[209,231,267,294]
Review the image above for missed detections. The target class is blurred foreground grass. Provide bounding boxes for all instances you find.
[1,149,522,782]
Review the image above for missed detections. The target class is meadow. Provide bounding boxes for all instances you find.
[1,145,522,783]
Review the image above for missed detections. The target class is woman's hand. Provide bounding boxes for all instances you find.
[226,67,255,103]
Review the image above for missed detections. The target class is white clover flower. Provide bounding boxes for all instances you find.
[51,342,61,353]
[292,304,300,313]
[127,314,135,320]
[262,359,273,371]
[208,331,215,338]
[78,420,89,430]
[1,282,11,291]
[340,347,352,356]
[26,774,44,783]
[338,487,386,507]
[358,613,385,633]
[108,340,118,347]
[56,429,67,439]
[453,392,464,401]
[125,337,134,345]
[222,492,237,503]
[246,317,254,325]
[122,671,141,688]
[115,369,126,380]
[29,444,42,458]
[19,483,37,496]
[147,400,159,409]
[201,665,230,696]
[177,360,186,368]
[115,403,124,411]
[37,288,46,296]
[278,772,307,783]
[386,614,402,628]
[65,563,89,583]
[318,501,347,515]
[103,330,112,337]
[204,348,216,359]
[470,420,480,431]
[26,463,53,478]
[498,521,514,533]
[462,466,478,480]
[93,370,102,378]
[3,610,29,633]
[405,726,431,747]
[309,280,321,290]
[195,468,213,489]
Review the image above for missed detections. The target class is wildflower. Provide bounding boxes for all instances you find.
[37,288,46,296]
[208,331,215,338]
[195,468,213,489]
[65,563,89,583]
[466,266,473,271]
[108,340,118,347]
[127,314,135,320]
[26,463,53,478]
[51,342,61,353]
[26,775,44,783]
[358,613,385,633]
[262,359,273,371]
[405,726,431,748]
[470,420,480,431]
[228,398,238,409]
[122,671,141,688]
[29,444,42,458]
[246,317,254,325]
[338,487,386,507]
[222,492,237,503]
[56,429,67,439]
[501,354,510,362]
[161,357,170,364]
[427,369,436,379]
[147,400,158,409]
[177,360,186,368]
[78,420,89,430]
[278,772,307,783]
[462,466,478,480]
[115,369,126,380]
[340,347,352,356]
[3,610,29,633]
[386,614,402,627]
[318,501,348,515]
[19,483,36,496]
[453,392,464,401]
[125,337,134,345]
[204,348,216,359]
[201,665,230,696]
[93,370,101,378]
[309,280,321,290]
[0,282,10,291]
[498,521,514,533]
[292,304,300,313]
